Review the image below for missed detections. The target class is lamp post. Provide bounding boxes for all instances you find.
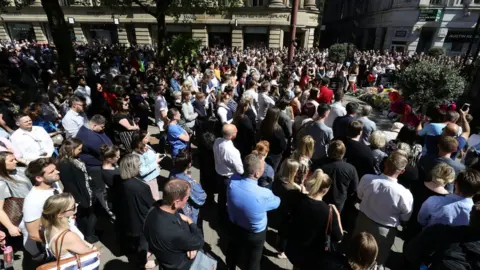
[288,0,299,64]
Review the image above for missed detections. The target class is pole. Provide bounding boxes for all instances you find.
[288,0,300,65]
[464,12,480,66]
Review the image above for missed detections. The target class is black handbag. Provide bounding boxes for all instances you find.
[324,206,333,252]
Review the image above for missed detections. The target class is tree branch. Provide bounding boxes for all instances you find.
[131,0,156,16]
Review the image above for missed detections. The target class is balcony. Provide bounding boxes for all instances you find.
[427,0,480,6]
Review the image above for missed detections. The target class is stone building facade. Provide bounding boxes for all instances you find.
[322,0,480,55]
[0,0,321,49]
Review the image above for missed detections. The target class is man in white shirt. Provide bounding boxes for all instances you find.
[21,158,60,264]
[213,124,244,219]
[154,85,168,132]
[61,95,88,138]
[257,81,275,123]
[242,80,259,117]
[74,77,92,107]
[186,67,199,92]
[10,114,55,163]
[325,91,347,127]
[355,151,413,269]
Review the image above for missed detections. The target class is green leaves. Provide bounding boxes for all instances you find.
[397,61,466,107]
[168,34,201,61]
[328,43,356,64]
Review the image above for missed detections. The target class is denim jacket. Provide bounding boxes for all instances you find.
[170,170,207,224]
[133,145,160,182]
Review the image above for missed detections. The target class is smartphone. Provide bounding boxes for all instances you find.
[462,103,470,111]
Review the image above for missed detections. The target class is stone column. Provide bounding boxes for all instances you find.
[269,27,284,49]
[135,25,152,45]
[269,0,285,7]
[117,24,130,46]
[73,26,87,43]
[432,27,447,48]
[382,27,394,51]
[192,25,208,47]
[0,23,10,42]
[373,27,383,50]
[304,0,317,9]
[232,28,244,49]
[306,28,315,48]
[32,22,48,44]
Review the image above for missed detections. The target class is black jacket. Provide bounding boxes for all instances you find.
[405,224,480,270]
[58,160,91,208]
[112,177,155,237]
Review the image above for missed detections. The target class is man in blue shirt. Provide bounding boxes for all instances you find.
[418,168,480,227]
[226,153,280,270]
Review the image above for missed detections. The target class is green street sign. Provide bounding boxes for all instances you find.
[419,9,442,22]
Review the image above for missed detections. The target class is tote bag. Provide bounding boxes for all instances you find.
[36,230,100,270]
[189,250,217,270]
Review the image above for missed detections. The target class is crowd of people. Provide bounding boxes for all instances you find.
[0,39,478,270]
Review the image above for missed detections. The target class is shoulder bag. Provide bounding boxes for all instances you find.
[36,230,100,270]
[3,180,24,226]
[324,206,333,252]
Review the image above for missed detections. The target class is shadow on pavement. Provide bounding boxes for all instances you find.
[103,259,132,270]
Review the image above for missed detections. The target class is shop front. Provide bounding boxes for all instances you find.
[444,29,480,55]
[208,25,231,48]
[7,23,35,41]
[244,27,269,48]
[150,25,191,46]
[82,24,119,44]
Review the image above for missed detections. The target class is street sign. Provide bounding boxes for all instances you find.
[419,9,442,22]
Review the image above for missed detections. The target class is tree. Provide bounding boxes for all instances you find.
[328,43,356,64]
[101,0,242,62]
[428,47,445,57]
[397,61,466,112]
[168,34,202,66]
[0,0,75,76]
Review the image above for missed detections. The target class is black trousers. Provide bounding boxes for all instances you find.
[216,174,230,219]
[226,223,266,270]
[76,206,97,241]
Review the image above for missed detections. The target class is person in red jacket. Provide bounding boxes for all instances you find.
[317,78,333,104]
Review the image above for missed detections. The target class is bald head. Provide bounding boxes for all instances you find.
[443,123,459,137]
[222,124,238,140]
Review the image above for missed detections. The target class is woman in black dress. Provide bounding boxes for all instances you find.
[233,97,256,159]
[111,154,156,269]
[112,97,140,153]
[259,108,287,172]
[57,138,97,243]
[281,169,343,268]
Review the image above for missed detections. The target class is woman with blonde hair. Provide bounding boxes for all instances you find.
[42,193,96,259]
[404,162,454,243]
[292,135,315,184]
[180,90,198,130]
[370,131,388,174]
[282,169,343,268]
[272,158,302,259]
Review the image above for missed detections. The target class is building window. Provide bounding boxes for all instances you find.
[451,42,463,52]
[429,0,442,4]
[475,0,480,4]
[252,0,264,6]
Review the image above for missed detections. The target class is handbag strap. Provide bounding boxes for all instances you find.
[325,206,333,236]
[54,229,70,270]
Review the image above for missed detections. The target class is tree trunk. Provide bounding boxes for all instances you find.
[156,12,167,64]
[41,0,75,77]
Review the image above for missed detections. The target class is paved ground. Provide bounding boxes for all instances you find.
[11,94,404,270]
